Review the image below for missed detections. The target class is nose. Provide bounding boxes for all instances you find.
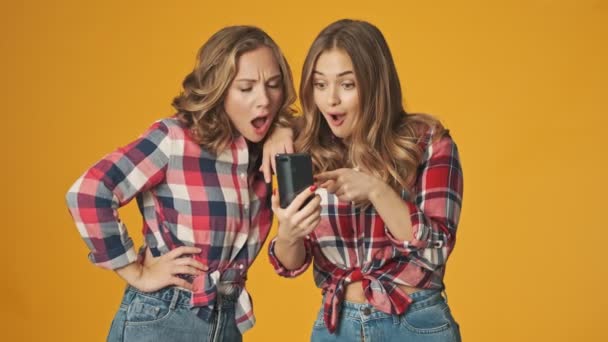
[256,86,270,108]
[327,85,340,107]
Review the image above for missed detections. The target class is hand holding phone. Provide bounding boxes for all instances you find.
[272,155,321,246]
[275,153,314,209]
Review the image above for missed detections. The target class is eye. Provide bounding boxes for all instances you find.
[313,82,327,90]
[342,82,355,90]
[266,81,281,89]
[239,88,253,92]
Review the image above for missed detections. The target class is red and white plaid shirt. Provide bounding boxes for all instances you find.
[66,117,272,333]
[269,130,463,333]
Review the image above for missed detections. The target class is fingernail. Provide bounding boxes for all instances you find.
[309,185,317,191]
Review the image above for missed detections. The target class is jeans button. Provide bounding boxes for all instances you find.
[362,307,371,316]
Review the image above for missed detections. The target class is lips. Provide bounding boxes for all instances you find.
[327,112,346,127]
[251,116,268,128]
[250,114,271,135]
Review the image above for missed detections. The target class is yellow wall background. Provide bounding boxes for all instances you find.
[1,0,606,340]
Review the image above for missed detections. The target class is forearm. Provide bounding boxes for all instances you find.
[273,236,307,270]
[114,261,143,285]
[66,121,171,268]
[369,182,414,241]
[273,115,303,137]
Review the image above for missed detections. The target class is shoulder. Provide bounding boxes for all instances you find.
[152,116,189,139]
[131,116,190,148]
[418,129,461,173]
[402,114,458,160]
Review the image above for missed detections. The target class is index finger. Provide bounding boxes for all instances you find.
[271,188,280,212]
[315,169,346,182]
[287,185,318,214]
[261,149,272,183]
[176,257,209,272]
[284,141,294,154]
[271,152,277,178]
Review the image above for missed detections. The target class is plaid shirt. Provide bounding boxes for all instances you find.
[268,130,463,333]
[66,117,272,333]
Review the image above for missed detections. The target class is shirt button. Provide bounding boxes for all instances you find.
[362,307,372,316]
[240,172,246,180]
[238,264,244,269]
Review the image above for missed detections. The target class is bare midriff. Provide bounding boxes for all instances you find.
[344,280,420,303]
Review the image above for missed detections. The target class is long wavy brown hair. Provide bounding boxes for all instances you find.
[172,26,296,154]
[296,19,446,192]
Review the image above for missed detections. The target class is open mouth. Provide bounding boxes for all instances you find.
[328,113,346,126]
[250,115,271,134]
[251,116,268,128]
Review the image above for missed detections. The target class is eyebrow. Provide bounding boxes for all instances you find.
[235,74,282,82]
[313,70,354,77]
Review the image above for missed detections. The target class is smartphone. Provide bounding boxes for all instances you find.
[275,153,314,209]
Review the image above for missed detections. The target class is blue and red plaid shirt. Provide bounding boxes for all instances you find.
[66,117,272,333]
[268,129,463,333]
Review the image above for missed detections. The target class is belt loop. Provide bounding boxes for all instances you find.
[169,288,180,310]
[392,313,400,325]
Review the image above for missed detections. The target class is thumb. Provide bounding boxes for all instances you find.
[143,247,155,266]
[271,188,280,211]
[261,151,272,183]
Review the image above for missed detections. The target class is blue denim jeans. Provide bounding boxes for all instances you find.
[107,286,242,342]
[311,289,461,342]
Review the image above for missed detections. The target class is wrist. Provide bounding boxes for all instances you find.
[115,261,144,285]
[275,114,296,129]
[275,233,300,247]
[369,180,390,203]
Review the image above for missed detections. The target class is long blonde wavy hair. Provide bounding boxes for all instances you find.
[296,19,446,192]
[173,26,296,154]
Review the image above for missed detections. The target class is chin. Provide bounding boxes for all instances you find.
[242,132,265,143]
[329,129,346,139]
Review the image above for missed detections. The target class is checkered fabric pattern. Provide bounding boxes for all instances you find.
[269,130,463,333]
[66,117,272,333]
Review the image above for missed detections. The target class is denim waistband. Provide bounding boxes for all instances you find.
[340,288,444,314]
[123,285,239,310]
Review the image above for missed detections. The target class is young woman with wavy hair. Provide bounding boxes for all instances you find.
[265,19,464,341]
[66,26,296,342]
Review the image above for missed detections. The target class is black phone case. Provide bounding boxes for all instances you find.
[275,153,314,209]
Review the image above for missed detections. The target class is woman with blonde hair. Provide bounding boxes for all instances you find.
[265,19,463,341]
[66,25,296,341]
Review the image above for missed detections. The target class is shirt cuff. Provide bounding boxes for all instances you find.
[88,240,138,270]
[384,202,444,253]
[268,237,312,277]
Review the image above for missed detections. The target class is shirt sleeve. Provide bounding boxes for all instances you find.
[268,236,313,277]
[65,120,172,270]
[385,133,463,270]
